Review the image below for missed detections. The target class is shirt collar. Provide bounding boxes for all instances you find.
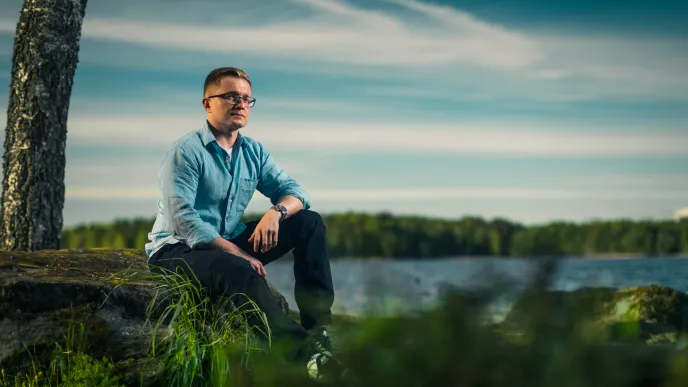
[201,120,244,149]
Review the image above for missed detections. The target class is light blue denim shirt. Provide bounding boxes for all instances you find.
[145,121,310,260]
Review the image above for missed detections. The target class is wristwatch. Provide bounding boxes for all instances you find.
[271,204,288,222]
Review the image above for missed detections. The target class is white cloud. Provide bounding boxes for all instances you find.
[310,187,688,201]
[530,69,573,80]
[29,0,541,70]
[64,185,687,201]
[566,174,688,189]
[63,157,315,188]
[2,0,684,101]
[66,186,160,200]
[0,110,685,157]
[0,21,12,34]
[1,0,686,111]
[51,114,688,157]
[65,162,162,187]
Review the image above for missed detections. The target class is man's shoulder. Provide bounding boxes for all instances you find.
[170,128,205,153]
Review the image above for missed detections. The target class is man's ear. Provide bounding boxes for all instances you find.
[201,98,210,111]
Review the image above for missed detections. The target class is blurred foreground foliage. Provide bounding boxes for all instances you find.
[61,213,688,258]
[5,259,688,386]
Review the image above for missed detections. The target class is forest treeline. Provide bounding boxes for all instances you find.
[60,212,688,258]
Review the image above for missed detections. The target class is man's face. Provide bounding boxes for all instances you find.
[203,76,253,131]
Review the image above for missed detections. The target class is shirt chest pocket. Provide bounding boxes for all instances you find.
[235,177,258,211]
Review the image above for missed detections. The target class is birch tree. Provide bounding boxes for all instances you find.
[0,0,88,250]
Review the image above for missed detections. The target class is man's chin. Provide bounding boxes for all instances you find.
[229,117,246,129]
[230,122,245,131]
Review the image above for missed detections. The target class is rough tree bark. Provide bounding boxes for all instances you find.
[1,0,88,251]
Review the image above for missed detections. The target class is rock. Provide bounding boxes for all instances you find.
[0,248,289,386]
[500,284,688,345]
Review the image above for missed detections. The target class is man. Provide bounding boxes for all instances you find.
[144,67,342,379]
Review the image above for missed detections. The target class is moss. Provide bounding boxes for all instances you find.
[609,285,688,331]
[1,352,126,387]
[52,352,125,387]
[0,248,150,286]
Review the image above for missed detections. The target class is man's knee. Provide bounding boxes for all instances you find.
[293,209,326,234]
[208,253,262,292]
[210,253,254,276]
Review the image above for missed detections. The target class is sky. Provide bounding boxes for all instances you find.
[0,0,686,227]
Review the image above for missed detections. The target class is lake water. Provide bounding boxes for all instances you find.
[263,257,688,321]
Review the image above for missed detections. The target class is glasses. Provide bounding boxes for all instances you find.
[206,92,256,107]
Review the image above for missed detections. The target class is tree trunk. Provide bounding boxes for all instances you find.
[0,0,88,251]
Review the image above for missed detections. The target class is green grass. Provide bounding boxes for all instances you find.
[143,260,271,387]
[0,321,124,387]
[8,258,688,386]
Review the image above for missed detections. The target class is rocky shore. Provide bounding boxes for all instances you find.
[3,249,688,386]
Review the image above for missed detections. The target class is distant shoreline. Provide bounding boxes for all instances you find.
[581,253,688,260]
[328,254,688,261]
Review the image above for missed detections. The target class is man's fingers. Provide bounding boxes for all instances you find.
[254,260,266,276]
[253,233,260,252]
[261,230,268,252]
[270,229,279,249]
[250,260,264,276]
[267,230,277,251]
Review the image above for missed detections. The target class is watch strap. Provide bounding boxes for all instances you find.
[272,204,288,222]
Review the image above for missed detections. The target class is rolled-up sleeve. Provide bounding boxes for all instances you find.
[256,146,311,209]
[161,146,220,248]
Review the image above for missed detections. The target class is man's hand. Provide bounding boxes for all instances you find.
[246,256,267,276]
[200,237,267,276]
[248,208,281,253]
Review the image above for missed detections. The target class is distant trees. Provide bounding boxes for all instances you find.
[0,0,88,250]
[61,213,688,258]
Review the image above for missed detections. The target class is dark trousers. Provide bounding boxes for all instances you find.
[148,209,334,343]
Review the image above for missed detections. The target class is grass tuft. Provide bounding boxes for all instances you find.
[142,259,272,387]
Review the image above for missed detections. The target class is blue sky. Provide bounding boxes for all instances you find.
[0,0,686,227]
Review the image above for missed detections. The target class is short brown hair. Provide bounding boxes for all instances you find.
[203,67,252,96]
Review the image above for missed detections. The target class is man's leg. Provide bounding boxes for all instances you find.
[232,209,335,331]
[148,242,309,343]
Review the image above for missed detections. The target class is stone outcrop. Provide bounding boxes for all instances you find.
[0,248,289,386]
[500,284,688,345]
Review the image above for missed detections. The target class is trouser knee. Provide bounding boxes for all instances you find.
[292,209,326,235]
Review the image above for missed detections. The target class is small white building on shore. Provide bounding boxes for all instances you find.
[676,208,688,221]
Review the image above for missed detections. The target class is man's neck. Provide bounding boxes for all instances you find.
[207,120,238,149]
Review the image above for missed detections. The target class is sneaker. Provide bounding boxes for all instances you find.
[306,350,347,383]
[296,329,346,383]
[295,328,331,362]
[308,326,333,353]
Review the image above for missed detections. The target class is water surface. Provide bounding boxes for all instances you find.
[264,257,688,319]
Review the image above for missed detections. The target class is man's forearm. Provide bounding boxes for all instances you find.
[202,237,254,260]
